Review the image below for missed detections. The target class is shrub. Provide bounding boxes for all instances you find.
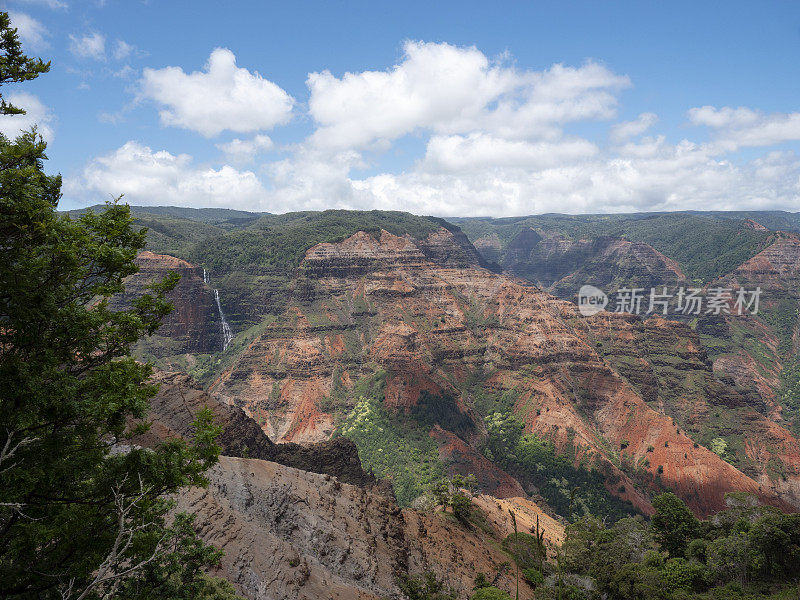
[522,567,544,588]
[450,491,473,525]
[398,572,457,600]
[661,557,708,592]
[502,532,544,570]
[471,587,512,600]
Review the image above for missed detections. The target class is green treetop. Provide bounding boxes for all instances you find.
[0,11,239,599]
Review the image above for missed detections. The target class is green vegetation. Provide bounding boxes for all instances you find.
[759,299,799,356]
[0,20,239,598]
[429,474,492,531]
[337,396,446,505]
[454,213,774,283]
[411,390,476,437]
[155,209,443,274]
[396,493,800,600]
[398,572,457,600]
[546,492,800,599]
[778,357,800,434]
[484,412,637,522]
[471,587,512,600]
[502,532,546,571]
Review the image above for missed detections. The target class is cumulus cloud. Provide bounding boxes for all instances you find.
[216,134,274,164]
[688,105,800,151]
[422,133,598,172]
[67,41,800,215]
[0,92,55,142]
[307,41,629,149]
[610,112,658,143]
[65,141,267,208]
[346,139,800,217]
[8,12,48,50]
[69,32,105,60]
[139,48,294,137]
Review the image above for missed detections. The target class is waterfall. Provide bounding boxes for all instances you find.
[204,269,233,352]
[214,290,234,351]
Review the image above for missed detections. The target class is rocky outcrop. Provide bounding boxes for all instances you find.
[136,370,376,488]
[176,456,540,600]
[417,223,500,271]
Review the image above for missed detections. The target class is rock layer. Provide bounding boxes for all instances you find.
[209,228,794,516]
[177,456,540,600]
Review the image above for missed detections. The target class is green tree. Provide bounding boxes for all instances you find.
[707,533,751,586]
[562,516,605,574]
[521,567,543,588]
[0,12,49,115]
[450,490,473,525]
[484,412,524,463]
[650,493,700,558]
[0,13,238,599]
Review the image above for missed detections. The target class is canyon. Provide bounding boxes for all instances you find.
[119,208,800,597]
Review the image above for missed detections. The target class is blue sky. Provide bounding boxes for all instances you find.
[1,0,799,216]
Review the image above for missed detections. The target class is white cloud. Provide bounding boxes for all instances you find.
[610,112,658,143]
[0,92,54,142]
[346,139,800,217]
[307,41,629,149]
[65,141,267,208]
[238,42,799,216]
[66,41,800,216]
[421,133,598,172]
[265,147,365,211]
[113,40,134,60]
[216,134,273,163]
[69,32,105,60]
[8,12,48,50]
[139,48,294,137]
[688,105,800,150]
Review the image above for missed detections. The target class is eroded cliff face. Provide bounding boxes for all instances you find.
[176,457,541,600]
[206,227,792,516]
[120,251,223,355]
[490,229,686,299]
[693,233,800,504]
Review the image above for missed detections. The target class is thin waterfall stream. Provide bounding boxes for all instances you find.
[204,269,234,351]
